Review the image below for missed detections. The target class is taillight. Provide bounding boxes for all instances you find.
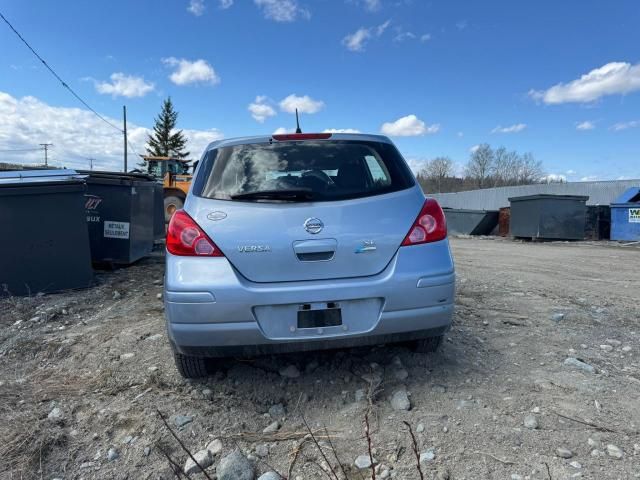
[166,210,224,257]
[401,198,447,246]
[272,133,332,141]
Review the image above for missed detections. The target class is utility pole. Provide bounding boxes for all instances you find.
[123,105,128,173]
[88,158,94,171]
[39,143,53,166]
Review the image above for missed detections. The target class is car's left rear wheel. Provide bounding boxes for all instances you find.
[173,351,208,378]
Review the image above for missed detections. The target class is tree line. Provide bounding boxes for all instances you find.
[416,144,549,194]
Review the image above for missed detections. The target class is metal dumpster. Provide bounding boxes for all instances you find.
[153,182,165,240]
[509,194,588,240]
[442,209,499,235]
[498,207,510,237]
[0,169,93,296]
[80,171,160,265]
[585,205,611,240]
[610,187,640,241]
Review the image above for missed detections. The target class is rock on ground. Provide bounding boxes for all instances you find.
[563,357,595,373]
[420,449,436,463]
[390,389,411,411]
[173,415,193,428]
[48,407,64,423]
[354,454,375,469]
[523,415,538,429]
[268,403,286,418]
[556,447,574,459]
[278,365,300,379]
[258,472,282,480]
[606,444,624,459]
[184,449,214,475]
[207,438,223,456]
[255,444,269,457]
[107,447,119,461]
[262,421,280,433]
[217,450,255,480]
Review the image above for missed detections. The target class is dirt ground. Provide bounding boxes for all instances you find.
[1,237,639,480]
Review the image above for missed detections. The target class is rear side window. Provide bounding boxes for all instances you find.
[193,140,415,202]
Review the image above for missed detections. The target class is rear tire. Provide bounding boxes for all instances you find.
[174,351,208,378]
[413,335,443,353]
[164,195,184,223]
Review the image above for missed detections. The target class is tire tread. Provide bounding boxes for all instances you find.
[174,352,208,378]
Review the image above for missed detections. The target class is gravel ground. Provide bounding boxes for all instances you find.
[0,237,638,480]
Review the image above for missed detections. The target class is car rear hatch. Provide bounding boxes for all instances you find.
[188,136,424,283]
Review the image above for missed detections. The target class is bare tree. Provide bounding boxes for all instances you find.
[493,147,521,186]
[420,156,454,192]
[465,144,494,188]
[517,152,544,184]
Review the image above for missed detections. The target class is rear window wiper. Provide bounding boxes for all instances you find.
[230,189,315,201]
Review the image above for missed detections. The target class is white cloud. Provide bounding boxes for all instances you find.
[420,33,432,42]
[404,157,428,174]
[273,127,294,134]
[248,96,277,123]
[0,91,223,171]
[580,175,600,181]
[469,144,480,153]
[456,20,468,30]
[162,57,220,86]
[543,173,567,183]
[343,19,390,52]
[188,0,205,15]
[610,120,639,131]
[362,0,381,11]
[491,123,527,134]
[219,0,233,8]
[94,73,155,98]
[457,131,464,137]
[529,62,640,104]
[322,128,361,133]
[279,94,324,114]
[254,0,310,22]
[566,169,577,175]
[343,28,372,52]
[375,19,391,36]
[380,114,439,137]
[576,121,595,131]
[394,31,416,43]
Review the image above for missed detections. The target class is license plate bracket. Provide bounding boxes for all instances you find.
[297,307,342,329]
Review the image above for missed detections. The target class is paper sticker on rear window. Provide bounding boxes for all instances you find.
[104,221,130,239]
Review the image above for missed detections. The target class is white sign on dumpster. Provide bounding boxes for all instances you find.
[630,208,640,223]
[104,221,130,239]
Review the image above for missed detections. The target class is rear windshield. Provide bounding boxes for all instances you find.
[192,140,415,202]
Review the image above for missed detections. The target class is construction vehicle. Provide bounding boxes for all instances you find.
[141,156,193,222]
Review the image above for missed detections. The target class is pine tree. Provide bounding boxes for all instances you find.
[146,97,190,159]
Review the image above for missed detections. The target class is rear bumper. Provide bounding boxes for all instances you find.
[165,240,455,357]
[171,305,452,357]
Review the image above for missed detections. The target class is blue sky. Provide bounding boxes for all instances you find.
[1,0,639,180]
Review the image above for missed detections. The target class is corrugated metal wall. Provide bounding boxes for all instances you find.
[430,180,640,210]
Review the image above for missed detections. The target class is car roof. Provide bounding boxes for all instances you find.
[204,133,394,152]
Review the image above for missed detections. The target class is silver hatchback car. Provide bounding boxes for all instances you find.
[164,133,455,377]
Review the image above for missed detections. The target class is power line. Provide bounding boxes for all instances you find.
[0,147,42,152]
[127,139,144,164]
[0,10,123,134]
